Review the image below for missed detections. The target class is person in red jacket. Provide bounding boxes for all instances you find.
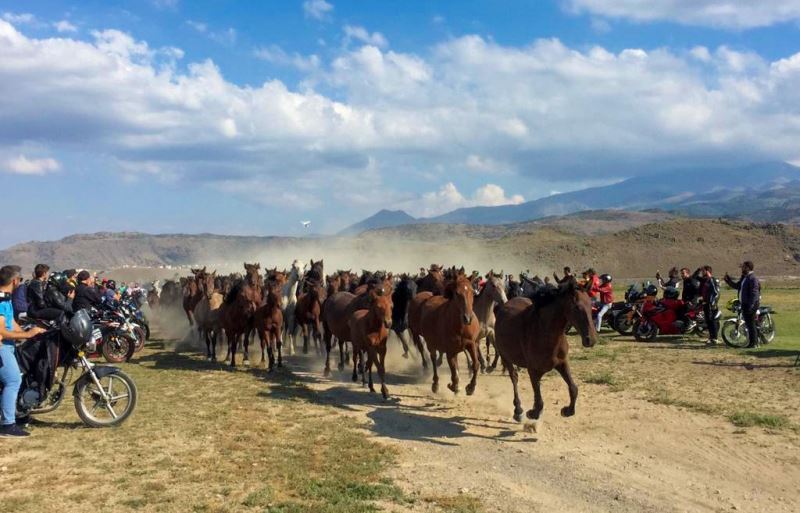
[595,274,614,332]
[585,268,601,300]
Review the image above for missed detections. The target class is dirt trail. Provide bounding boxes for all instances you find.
[269,336,800,513]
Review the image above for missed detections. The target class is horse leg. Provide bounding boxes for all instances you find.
[378,344,389,399]
[412,331,428,371]
[351,347,359,382]
[487,330,500,373]
[507,360,523,422]
[266,332,276,373]
[396,329,410,358]
[476,340,486,374]
[429,348,439,393]
[314,321,323,355]
[243,328,251,365]
[366,349,376,393]
[258,329,267,366]
[229,331,238,368]
[465,343,479,396]
[323,327,332,376]
[338,336,346,372]
[302,324,310,354]
[211,329,217,362]
[526,369,545,420]
[555,362,579,417]
[446,352,460,394]
[204,329,212,361]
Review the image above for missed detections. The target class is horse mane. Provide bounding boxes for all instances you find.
[224,280,243,305]
[530,279,577,311]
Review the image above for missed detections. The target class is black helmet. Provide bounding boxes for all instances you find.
[106,280,117,290]
[600,274,612,284]
[644,284,658,297]
[61,309,92,349]
[664,287,680,300]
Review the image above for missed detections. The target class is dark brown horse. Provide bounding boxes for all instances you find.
[494,279,597,422]
[409,270,480,395]
[295,281,325,355]
[182,267,206,325]
[416,265,445,295]
[349,289,393,399]
[221,263,262,367]
[195,271,224,361]
[254,281,283,372]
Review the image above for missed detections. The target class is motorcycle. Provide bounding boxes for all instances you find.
[721,299,776,348]
[3,310,138,428]
[632,298,713,342]
[90,306,138,363]
[613,284,658,336]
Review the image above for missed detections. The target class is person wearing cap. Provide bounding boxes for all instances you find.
[63,269,78,289]
[73,270,102,312]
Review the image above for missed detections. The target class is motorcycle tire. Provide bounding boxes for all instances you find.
[633,320,658,342]
[132,326,146,353]
[101,334,133,363]
[721,319,749,348]
[613,313,635,336]
[758,314,776,344]
[74,369,138,428]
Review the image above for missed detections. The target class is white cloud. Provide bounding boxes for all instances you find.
[186,20,207,33]
[565,0,800,29]
[4,155,60,175]
[303,0,333,21]
[54,20,77,33]
[186,20,235,45]
[2,12,35,24]
[254,45,320,71]
[590,17,612,33]
[465,154,504,173]
[152,0,179,10]
[343,25,388,48]
[408,183,524,218]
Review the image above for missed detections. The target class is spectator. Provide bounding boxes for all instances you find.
[596,274,614,332]
[553,266,574,284]
[73,270,102,312]
[725,261,761,349]
[10,270,28,322]
[656,267,681,291]
[680,267,701,304]
[26,264,65,322]
[699,266,720,346]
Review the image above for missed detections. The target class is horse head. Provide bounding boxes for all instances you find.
[445,275,475,325]
[368,288,393,330]
[560,278,598,348]
[485,274,508,305]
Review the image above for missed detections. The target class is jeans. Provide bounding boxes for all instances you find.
[0,343,21,425]
[743,309,759,347]
[703,304,719,341]
[596,303,611,332]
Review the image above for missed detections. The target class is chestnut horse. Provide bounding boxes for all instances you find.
[295,281,325,355]
[254,281,284,372]
[416,265,445,295]
[494,279,597,422]
[194,270,224,361]
[221,263,262,367]
[182,267,206,326]
[409,271,480,395]
[349,289,393,399]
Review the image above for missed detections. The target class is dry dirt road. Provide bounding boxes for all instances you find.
[274,335,799,513]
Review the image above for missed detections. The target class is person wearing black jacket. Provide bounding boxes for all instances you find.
[26,264,65,322]
[73,271,102,312]
[699,265,721,346]
[680,267,701,304]
[725,261,761,348]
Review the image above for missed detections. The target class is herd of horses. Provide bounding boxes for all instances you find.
[150,261,599,421]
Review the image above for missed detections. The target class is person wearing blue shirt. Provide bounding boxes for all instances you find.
[0,265,45,438]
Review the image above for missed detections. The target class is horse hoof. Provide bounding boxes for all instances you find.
[486,366,495,374]
[526,409,541,420]
[431,382,439,393]
[337,363,345,371]
[513,410,523,423]
[447,383,459,394]
[561,406,575,418]
[369,387,376,393]
[352,373,358,383]
[382,387,389,400]
[402,352,409,359]
[323,367,331,377]
[303,348,309,355]
[466,384,476,396]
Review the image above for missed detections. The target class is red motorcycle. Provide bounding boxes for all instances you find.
[632,298,707,341]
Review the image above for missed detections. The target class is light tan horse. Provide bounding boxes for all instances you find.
[474,271,508,373]
[194,270,224,361]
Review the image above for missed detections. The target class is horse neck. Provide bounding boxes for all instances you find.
[527,294,570,340]
[364,304,384,336]
[473,287,497,320]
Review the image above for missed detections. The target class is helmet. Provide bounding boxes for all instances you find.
[644,284,658,297]
[600,274,612,284]
[106,280,117,290]
[61,309,92,349]
[664,287,680,300]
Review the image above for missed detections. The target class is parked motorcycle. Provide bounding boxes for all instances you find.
[721,299,776,348]
[4,310,138,428]
[90,306,138,363]
[632,299,713,342]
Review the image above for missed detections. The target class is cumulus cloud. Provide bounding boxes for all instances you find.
[53,20,77,33]
[303,0,333,20]
[4,155,60,175]
[0,19,799,225]
[343,25,388,48]
[407,183,524,218]
[186,20,236,45]
[254,45,320,71]
[564,0,800,29]
[2,12,36,25]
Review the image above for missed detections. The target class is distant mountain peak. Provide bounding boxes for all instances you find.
[339,209,417,235]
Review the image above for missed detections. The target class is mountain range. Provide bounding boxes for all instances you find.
[340,161,800,233]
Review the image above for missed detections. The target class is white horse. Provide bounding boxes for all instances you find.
[281,259,305,355]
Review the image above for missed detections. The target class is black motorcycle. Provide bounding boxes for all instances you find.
[4,310,138,428]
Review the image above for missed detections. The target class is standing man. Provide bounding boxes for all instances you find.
[554,266,574,284]
[725,261,761,349]
[699,266,720,346]
[0,265,46,437]
[73,270,103,312]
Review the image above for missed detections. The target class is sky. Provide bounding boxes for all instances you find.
[1,0,800,248]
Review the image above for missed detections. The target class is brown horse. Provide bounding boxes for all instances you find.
[182,267,206,325]
[409,271,480,395]
[295,281,325,355]
[415,265,445,295]
[221,263,262,367]
[194,271,224,361]
[349,289,393,399]
[254,281,284,372]
[474,271,508,373]
[494,279,597,422]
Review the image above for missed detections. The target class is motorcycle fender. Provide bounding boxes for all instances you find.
[72,366,122,396]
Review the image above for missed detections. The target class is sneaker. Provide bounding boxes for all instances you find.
[705,339,717,346]
[0,423,30,438]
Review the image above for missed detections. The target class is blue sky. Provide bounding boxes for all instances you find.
[1,0,800,248]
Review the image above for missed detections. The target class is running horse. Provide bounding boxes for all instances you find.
[254,280,284,372]
[349,288,394,399]
[281,259,304,355]
[194,270,224,361]
[220,263,262,367]
[416,264,445,295]
[494,279,597,422]
[182,267,206,326]
[296,259,325,354]
[409,269,480,395]
[474,271,508,373]
[391,274,427,368]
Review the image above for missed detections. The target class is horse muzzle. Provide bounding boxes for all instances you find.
[463,314,472,325]
[582,333,598,348]
[384,320,393,329]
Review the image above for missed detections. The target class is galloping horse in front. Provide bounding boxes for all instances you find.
[494,278,598,422]
[409,269,480,395]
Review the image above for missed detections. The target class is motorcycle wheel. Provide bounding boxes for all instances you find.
[758,314,776,344]
[633,320,658,342]
[721,319,749,348]
[101,334,133,363]
[613,314,635,336]
[74,370,138,428]
[132,326,146,353]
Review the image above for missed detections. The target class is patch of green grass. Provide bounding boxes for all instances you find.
[728,411,790,429]
[584,370,618,386]
[647,389,719,415]
[120,497,147,509]
[425,495,483,513]
[243,486,273,507]
[300,478,406,505]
